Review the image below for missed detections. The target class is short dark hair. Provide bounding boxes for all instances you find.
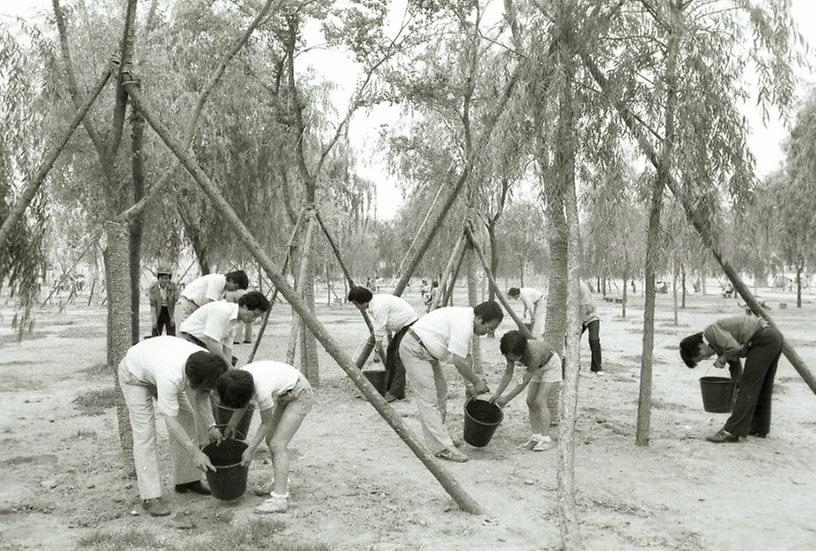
[474,301,503,324]
[225,270,249,290]
[347,286,373,304]
[238,290,269,312]
[508,287,520,298]
[679,332,704,368]
[500,330,527,356]
[185,351,228,389]
[216,370,255,409]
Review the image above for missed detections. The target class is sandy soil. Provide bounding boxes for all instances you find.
[1,286,815,550]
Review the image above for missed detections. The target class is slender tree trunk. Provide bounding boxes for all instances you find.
[681,264,686,308]
[466,208,481,373]
[297,212,319,385]
[542,187,568,354]
[129,109,145,343]
[672,258,679,325]
[796,264,802,308]
[622,263,628,318]
[488,222,498,302]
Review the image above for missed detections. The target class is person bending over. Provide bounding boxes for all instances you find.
[679,315,783,443]
[175,270,249,325]
[491,330,561,451]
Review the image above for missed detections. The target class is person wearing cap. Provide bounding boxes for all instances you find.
[507,286,546,337]
[397,301,503,462]
[148,265,180,336]
[347,285,419,402]
[179,291,270,367]
[175,270,250,326]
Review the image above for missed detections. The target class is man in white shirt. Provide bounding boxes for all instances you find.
[508,287,546,337]
[348,286,419,402]
[179,291,269,367]
[175,270,249,325]
[579,280,602,374]
[117,336,228,516]
[397,301,504,462]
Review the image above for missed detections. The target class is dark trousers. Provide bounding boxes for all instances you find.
[152,306,175,336]
[386,324,414,398]
[581,319,602,372]
[723,327,783,437]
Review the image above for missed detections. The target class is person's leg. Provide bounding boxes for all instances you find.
[532,303,546,337]
[118,361,162,500]
[750,340,782,436]
[723,329,781,437]
[157,306,170,336]
[526,381,546,435]
[432,360,448,423]
[587,320,602,372]
[728,359,742,410]
[399,339,456,454]
[267,392,312,496]
[384,332,406,399]
[169,392,203,486]
[175,299,197,327]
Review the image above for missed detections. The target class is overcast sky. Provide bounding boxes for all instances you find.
[2,0,814,220]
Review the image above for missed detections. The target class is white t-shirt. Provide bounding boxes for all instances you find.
[579,281,598,324]
[519,287,544,313]
[124,336,204,416]
[241,361,301,411]
[411,306,474,361]
[180,301,240,346]
[181,274,227,306]
[368,294,419,341]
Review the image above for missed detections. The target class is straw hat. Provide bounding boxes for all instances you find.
[156,264,174,277]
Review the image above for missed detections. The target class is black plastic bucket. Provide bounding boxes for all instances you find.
[363,370,388,396]
[212,399,255,438]
[699,376,735,413]
[201,438,249,501]
[463,399,503,447]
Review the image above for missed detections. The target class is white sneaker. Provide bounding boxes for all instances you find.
[254,492,288,514]
[531,436,553,452]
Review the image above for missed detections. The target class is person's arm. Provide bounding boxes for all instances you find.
[200,335,231,365]
[705,324,744,367]
[451,353,487,393]
[498,370,535,407]
[489,360,515,403]
[224,406,250,439]
[241,406,276,466]
[165,414,216,471]
[190,388,222,444]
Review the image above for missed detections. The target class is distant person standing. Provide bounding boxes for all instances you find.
[175,270,249,326]
[149,265,180,336]
[579,280,602,375]
[507,287,546,337]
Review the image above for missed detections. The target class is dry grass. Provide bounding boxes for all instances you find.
[72,388,117,416]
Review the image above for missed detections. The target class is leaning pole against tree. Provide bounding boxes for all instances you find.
[125,81,484,515]
[583,53,816,396]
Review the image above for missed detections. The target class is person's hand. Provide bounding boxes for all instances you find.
[194,449,216,472]
[713,357,726,369]
[496,396,508,408]
[240,445,256,467]
[472,379,489,395]
[223,425,238,440]
[208,425,224,445]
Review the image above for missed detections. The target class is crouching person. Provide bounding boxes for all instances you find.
[216,360,313,514]
[117,336,229,516]
[490,330,561,451]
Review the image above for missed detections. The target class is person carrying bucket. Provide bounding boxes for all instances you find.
[397,301,503,462]
[489,330,562,451]
[679,315,783,443]
[216,360,313,514]
[347,285,419,402]
[117,336,229,517]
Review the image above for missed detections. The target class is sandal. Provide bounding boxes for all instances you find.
[435,448,468,463]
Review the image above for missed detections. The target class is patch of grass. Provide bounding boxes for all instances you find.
[174,519,328,551]
[82,362,109,378]
[73,388,117,416]
[72,429,98,439]
[78,528,168,550]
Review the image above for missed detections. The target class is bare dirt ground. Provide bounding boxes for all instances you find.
[1,285,815,550]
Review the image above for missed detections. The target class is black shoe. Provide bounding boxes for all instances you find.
[705,429,739,443]
[175,481,211,495]
[748,430,767,438]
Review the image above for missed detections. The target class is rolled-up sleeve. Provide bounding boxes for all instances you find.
[704,323,742,355]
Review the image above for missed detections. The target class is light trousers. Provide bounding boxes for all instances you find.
[118,359,200,500]
[398,336,454,453]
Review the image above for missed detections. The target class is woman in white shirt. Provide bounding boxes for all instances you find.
[217,360,313,514]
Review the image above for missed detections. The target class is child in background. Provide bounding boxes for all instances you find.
[217,360,313,513]
[490,330,561,451]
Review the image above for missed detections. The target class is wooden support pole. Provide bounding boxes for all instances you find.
[314,211,387,366]
[433,232,468,310]
[442,239,468,308]
[465,226,534,339]
[128,83,484,514]
[0,67,112,250]
[248,211,304,363]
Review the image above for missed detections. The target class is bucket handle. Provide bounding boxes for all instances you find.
[202,424,248,469]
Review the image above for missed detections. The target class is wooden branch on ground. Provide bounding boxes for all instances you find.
[127,81,484,514]
[0,66,112,251]
[465,226,533,339]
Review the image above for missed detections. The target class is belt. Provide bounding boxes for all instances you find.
[406,329,436,359]
[180,296,199,307]
[181,332,207,349]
